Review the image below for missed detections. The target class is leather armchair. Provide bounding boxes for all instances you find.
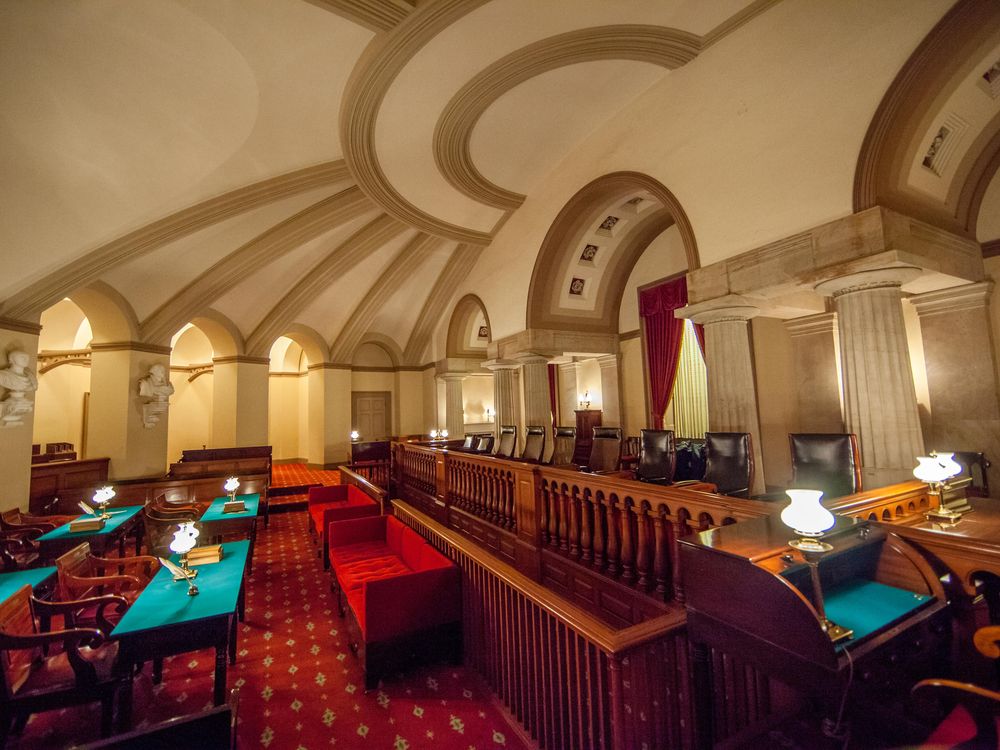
[550,427,576,466]
[496,425,517,458]
[789,433,862,499]
[521,426,546,463]
[703,432,754,498]
[587,427,623,473]
[635,429,675,485]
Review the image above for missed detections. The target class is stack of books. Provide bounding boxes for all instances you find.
[69,517,105,532]
[222,499,246,514]
[187,544,223,566]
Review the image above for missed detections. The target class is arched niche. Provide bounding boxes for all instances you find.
[167,323,215,459]
[68,282,139,344]
[266,328,326,461]
[526,172,698,336]
[447,294,491,358]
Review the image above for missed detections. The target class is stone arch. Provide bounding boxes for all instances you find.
[355,333,403,369]
[446,294,491,358]
[68,281,140,344]
[853,0,1000,237]
[274,324,329,367]
[527,172,698,335]
[188,310,245,359]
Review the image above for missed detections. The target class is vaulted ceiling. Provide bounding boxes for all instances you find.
[2,0,998,365]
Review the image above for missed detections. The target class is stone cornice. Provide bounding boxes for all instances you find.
[90,341,172,355]
[307,362,352,371]
[2,161,352,320]
[983,239,1000,258]
[490,328,618,361]
[619,329,641,341]
[434,25,700,210]
[815,267,923,298]
[908,280,994,317]
[783,312,837,338]
[0,316,42,335]
[212,355,270,366]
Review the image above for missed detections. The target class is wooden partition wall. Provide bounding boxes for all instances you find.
[392,442,780,746]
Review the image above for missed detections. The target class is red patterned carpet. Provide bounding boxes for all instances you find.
[272,463,342,490]
[14,511,530,750]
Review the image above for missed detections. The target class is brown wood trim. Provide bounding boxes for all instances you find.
[618,329,641,341]
[983,239,1000,258]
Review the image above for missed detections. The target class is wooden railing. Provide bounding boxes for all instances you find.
[397,443,438,499]
[395,501,771,749]
[446,450,517,530]
[338,465,388,513]
[825,479,934,522]
[345,459,390,490]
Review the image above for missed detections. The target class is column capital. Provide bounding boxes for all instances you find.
[783,312,837,338]
[596,354,619,368]
[908,280,993,318]
[482,358,521,372]
[678,295,761,325]
[439,372,468,382]
[814,266,921,298]
[511,351,550,365]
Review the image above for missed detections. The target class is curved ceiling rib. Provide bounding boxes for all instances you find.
[340,0,494,245]
[329,232,445,363]
[402,243,483,364]
[2,161,351,321]
[434,25,700,210]
[303,0,414,32]
[245,213,408,357]
[141,186,372,346]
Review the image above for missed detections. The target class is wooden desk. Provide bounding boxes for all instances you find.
[0,566,57,602]
[198,494,259,572]
[112,539,249,727]
[35,506,144,560]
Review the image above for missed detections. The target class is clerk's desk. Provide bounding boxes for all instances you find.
[679,514,949,747]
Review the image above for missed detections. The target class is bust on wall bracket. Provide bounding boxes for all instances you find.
[139,363,174,428]
[0,349,38,428]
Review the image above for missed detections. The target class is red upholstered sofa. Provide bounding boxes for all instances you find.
[307,485,380,569]
[328,515,461,690]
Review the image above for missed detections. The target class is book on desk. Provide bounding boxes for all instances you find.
[69,517,105,533]
[188,544,223,566]
[222,499,246,514]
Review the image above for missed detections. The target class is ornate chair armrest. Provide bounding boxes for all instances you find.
[973,625,1000,659]
[91,553,161,579]
[34,593,129,633]
[1,526,46,540]
[69,572,143,593]
[0,625,105,651]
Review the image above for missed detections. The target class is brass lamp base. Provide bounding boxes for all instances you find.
[789,538,854,644]
[822,620,854,644]
[788,538,833,554]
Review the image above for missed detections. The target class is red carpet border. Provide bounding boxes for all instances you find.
[15,511,528,750]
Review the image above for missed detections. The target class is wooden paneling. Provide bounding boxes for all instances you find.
[29,457,110,512]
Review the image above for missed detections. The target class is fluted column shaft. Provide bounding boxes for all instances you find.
[817,268,924,488]
[597,354,622,427]
[442,374,466,438]
[517,354,550,433]
[693,306,766,495]
[784,313,844,432]
[557,362,579,427]
[485,360,520,437]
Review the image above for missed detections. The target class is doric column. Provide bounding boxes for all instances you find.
[484,359,520,436]
[682,301,766,495]
[557,361,579,428]
[909,281,1000,463]
[515,353,550,431]
[441,373,466,438]
[306,363,351,467]
[597,354,622,427]
[212,356,270,448]
[88,341,171,479]
[0,317,41,511]
[783,313,844,433]
[816,268,924,488]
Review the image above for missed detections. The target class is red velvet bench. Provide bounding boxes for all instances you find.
[307,485,380,569]
[328,515,461,690]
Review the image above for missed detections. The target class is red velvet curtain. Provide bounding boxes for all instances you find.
[693,321,706,357]
[547,363,558,428]
[640,277,688,429]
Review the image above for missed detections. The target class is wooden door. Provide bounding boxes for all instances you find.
[352,391,390,440]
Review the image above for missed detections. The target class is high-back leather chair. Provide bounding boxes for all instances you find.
[789,433,862,499]
[496,425,517,458]
[635,429,675,485]
[703,432,754,498]
[521,426,545,462]
[587,427,623,473]
[550,427,577,465]
[474,434,495,454]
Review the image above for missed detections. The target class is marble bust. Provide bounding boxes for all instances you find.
[0,350,38,427]
[139,363,174,428]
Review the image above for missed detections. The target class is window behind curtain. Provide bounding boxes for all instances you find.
[670,320,708,438]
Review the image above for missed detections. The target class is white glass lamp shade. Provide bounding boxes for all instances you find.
[429,429,438,439]
[914,456,949,485]
[350,430,360,442]
[224,476,240,494]
[781,489,835,537]
[441,429,449,438]
[92,486,115,506]
[169,522,199,555]
[935,452,962,479]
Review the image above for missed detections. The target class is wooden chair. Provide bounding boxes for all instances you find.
[143,505,199,558]
[473,434,495,454]
[0,584,128,741]
[0,530,42,572]
[550,426,577,466]
[520,426,546,463]
[912,625,1000,748]
[55,542,159,608]
[1,508,76,536]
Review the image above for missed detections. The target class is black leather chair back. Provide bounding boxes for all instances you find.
[703,432,753,498]
[551,427,576,465]
[636,429,675,484]
[522,426,545,462]
[588,427,622,472]
[789,433,862,499]
[496,425,517,458]
[460,435,475,450]
[674,439,706,481]
[475,435,495,453]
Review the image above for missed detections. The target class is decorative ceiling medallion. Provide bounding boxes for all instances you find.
[580,244,598,262]
[569,278,585,296]
[982,59,1000,98]
[599,215,619,231]
[478,325,489,338]
[921,113,968,176]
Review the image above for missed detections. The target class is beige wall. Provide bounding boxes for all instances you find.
[33,364,89,453]
[751,317,797,489]
[167,371,212,462]
[576,359,602,412]
[462,375,493,427]
[620,337,646,437]
[268,374,303,461]
[902,299,931,432]
[0,330,40,511]
[396,370,425,436]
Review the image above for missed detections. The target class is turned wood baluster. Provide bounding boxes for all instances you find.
[620,500,636,585]
[474,465,485,517]
[593,499,607,570]
[540,482,551,544]
[635,504,651,591]
[579,492,593,564]
[501,472,513,528]
[486,468,497,522]
[547,485,560,549]
[653,508,672,598]
[606,499,621,577]
[505,473,516,529]
[568,487,581,558]
[558,485,570,553]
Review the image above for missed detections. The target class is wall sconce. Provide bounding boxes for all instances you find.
[578,390,591,409]
[429,429,439,439]
[440,429,449,438]
[781,489,852,643]
[350,430,360,442]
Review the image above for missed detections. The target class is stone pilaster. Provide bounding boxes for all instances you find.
[212,356,270,448]
[597,354,622,427]
[87,342,171,479]
[306,364,352,467]
[680,299,766,495]
[816,268,925,488]
[557,361,579,428]
[909,281,1000,469]
[441,373,466,438]
[515,353,550,432]
[0,318,41,511]
[783,313,844,433]
[484,359,520,437]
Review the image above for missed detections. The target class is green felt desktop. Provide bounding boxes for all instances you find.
[824,578,931,647]
[36,505,143,542]
[0,567,57,602]
[200,493,260,523]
